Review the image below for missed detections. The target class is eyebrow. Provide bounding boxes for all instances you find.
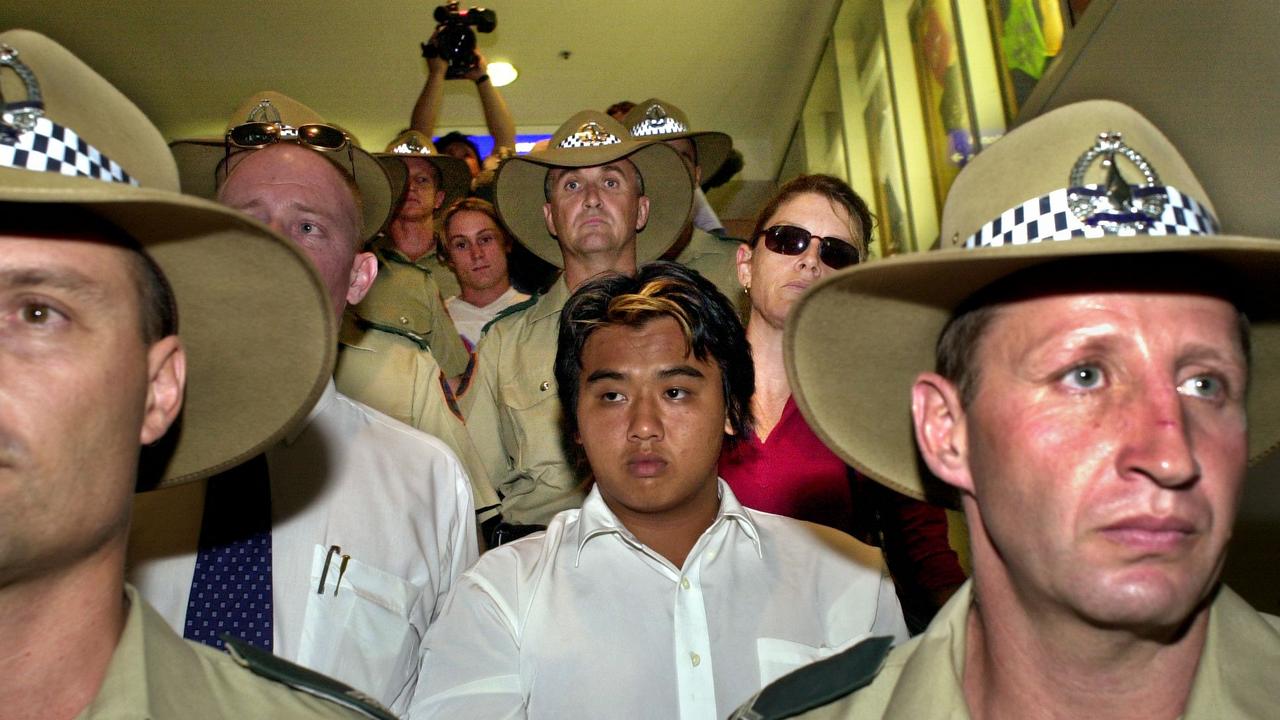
[0,266,107,302]
[584,365,707,385]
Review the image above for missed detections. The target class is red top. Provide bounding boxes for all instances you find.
[719,396,966,617]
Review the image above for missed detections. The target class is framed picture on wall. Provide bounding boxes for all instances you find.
[909,0,980,217]
[862,52,915,257]
[987,0,1068,122]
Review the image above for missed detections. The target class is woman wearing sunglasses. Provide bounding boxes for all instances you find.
[721,174,966,632]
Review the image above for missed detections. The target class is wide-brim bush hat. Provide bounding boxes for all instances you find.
[622,97,733,179]
[494,110,693,267]
[786,100,1280,505]
[170,90,394,241]
[0,29,334,488]
[376,129,471,211]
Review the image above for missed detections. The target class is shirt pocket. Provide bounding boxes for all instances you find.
[498,376,563,477]
[756,635,862,687]
[298,544,422,707]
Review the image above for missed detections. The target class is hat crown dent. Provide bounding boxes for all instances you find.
[0,30,180,193]
[941,100,1215,250]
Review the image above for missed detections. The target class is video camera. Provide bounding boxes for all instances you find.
[421,2,497,80]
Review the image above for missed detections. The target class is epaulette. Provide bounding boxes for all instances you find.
[223,636,398,719]
[727,636,893,720]
[480,290,540,336]
[351,313,431,351]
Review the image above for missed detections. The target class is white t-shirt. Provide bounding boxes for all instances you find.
[444,285,530,349]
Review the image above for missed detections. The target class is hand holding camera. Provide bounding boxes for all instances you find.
[421,2,497,80]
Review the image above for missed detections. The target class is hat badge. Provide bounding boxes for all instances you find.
[558,121,621,149]
[631,103,688,137]
[391,136,428,154]
[1067,131,1165,231]
[245,98,283,124]
[0,44,44,142]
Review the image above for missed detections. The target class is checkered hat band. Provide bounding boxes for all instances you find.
[0,117,137,186]
[965,185,1218,248]
[557,133,621,149]
[631,117,689,137]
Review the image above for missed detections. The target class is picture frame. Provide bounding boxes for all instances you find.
[909,0,980,216]
[861,39,915,257]
[986,0,1069,123]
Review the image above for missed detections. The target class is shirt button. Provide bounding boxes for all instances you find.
[399,316,410,325]
[540,381,550,392]
[690,652,701,667]
[680,576,690,590]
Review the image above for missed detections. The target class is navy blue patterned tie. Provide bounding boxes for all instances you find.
[182,453,273,651]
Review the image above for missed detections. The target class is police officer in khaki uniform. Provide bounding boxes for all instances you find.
[458,111,693,530]
[370,130,472,302]
[0,29,390,719]
[355,130,472,378]
[170,93,496,515]
[732,101,1280,719]
[622,98,745,315]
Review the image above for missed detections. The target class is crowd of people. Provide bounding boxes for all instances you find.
[4,26,1279,720]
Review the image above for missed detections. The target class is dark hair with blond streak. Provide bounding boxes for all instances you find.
[750,173,873,260]
[555,261,754,449]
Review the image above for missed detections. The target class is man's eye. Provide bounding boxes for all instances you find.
[601,391,625,402]
[563,180,580,191]
[665,387,689,400]
[19,303,64,325]
[1061,364,1105,390]
[1178,374,1225,400]
[604,178,620,189]
[300,222,317,235]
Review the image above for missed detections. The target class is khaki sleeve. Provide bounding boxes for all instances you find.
[407,350,502,520]
[420,271,471,378]
[456,328,510,514]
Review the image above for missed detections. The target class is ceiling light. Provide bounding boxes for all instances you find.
[487,61,518,87]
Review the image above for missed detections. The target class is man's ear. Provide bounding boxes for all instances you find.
[140,336,186,445]
[542,202,558,238]
[911,372,974,495]
[346,250,379,305]
[735,242,753,291]
[634,195,651,232]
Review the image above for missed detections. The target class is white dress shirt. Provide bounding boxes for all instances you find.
[410,481,907,720]
[128,381,479,716]
[444,285,529,348]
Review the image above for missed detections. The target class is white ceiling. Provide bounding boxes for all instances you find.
[5,0,840,183]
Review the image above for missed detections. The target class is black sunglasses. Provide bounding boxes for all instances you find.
[758,224,861,270]
[222,121,355,179]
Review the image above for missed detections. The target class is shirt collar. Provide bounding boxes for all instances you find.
[81,585,155,718]
[530,276,571,323]
[284,378,336,445]
[573,479,762,566]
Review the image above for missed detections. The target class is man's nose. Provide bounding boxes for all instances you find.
[1117,382,1200,489]
[628,395,663,442]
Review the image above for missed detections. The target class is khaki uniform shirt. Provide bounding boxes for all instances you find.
[354,238,470,378]
[335,311,501,517]
[423,254,460,302]
[673,229,748,319]
[794,580,1280,719]
[77,585,371,719]
[458,279,587,525]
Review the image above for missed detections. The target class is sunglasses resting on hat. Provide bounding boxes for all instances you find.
[758,224,861,270]
[221,121,355,180]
